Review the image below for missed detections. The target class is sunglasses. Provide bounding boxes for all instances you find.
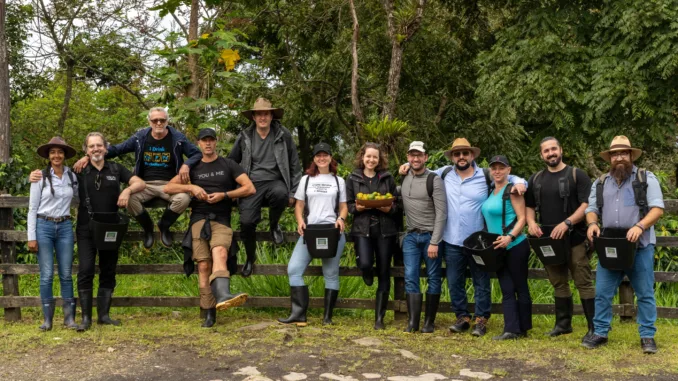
[95,173,101,191]
[150,118,167,124]
[452,150,471,158]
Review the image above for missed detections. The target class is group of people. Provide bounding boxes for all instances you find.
[27,98,663,354]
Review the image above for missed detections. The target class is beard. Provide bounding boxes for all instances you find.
[544,154,562,168]
[455,161,471,171]
[610,160,633,181]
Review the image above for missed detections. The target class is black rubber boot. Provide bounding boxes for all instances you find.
[403,293,423,333]
[581,298,595,342]
[157,208,181,247]
[134,210,155,249]
[211,277,248,311]
[278,286,309,326]
[322,288,339,325]
[62,298,79,329]
[39,299,55,331]
[421,293,440,333]
[201,308,216,328]
[374,291,388,330]
[97,288,121,326]
[76,289,93,332]
[547,296,573,337]
[362,268,374,286]
[241,253,256,277]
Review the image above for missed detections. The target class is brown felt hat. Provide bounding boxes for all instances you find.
[444,138,481,160]
[599,135,642,162]
[37,136,77,160]
[240,98,284,121]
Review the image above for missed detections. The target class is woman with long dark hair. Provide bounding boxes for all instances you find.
[27,137,79,330]
[279,143,348,326]
[346,142,399,330]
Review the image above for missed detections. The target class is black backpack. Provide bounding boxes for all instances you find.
[595,168,649,226]
[532,166,578,224]
[41,167,78,195]
[426,166,492,198]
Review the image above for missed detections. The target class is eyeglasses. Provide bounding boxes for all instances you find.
[452,150,471,158]
[610,151,630,159]
[94,173,101,190]
[150,119,167,124]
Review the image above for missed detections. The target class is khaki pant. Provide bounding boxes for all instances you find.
[127,180,191,216]
[544,241,595,299]
[191,220,233,266]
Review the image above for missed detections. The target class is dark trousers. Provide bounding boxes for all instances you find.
[496,239,532,334]
[239,180,288,258]
[353,224,395,293]
[76,225,120,290]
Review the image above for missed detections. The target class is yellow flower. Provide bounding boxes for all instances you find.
[220,49,240,71]
[201,33,210,39]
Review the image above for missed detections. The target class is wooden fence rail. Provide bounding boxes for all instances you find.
[3,196,678,322]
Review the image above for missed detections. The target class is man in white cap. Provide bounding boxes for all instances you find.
[400,141,447,333]
[229,98,302,277]
[583,135,663,353]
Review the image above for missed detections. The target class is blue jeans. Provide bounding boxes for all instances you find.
[443,242,492,319]
[288,234,346,290]
[594,244,657,338]
[36,219,75,300]
[402,232,442,294]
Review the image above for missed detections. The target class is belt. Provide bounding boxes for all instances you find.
[38,215,71,223]
[408,228,432,235]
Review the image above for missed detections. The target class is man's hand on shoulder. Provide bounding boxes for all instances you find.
[179,164,190,183]
[28,169,42,183]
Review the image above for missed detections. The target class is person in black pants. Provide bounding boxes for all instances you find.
[346,142,399,330]
[75,132,145,331]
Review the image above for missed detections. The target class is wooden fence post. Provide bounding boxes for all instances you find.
[618,280,634,323]
[1,204,21,321]
[392,244,406,321]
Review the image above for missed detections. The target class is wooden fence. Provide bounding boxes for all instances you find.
[2,195,678,322]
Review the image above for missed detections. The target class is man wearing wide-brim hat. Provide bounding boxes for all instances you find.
[584,135,664,354]
[228,98,302,277]
[400,137,528,337]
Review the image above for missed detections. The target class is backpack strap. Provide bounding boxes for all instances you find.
[532,170,544,224]
[595,173,607,227]
[334,174,340,216]
[501,184,516,235]
[303,176,310,223]
[483,168,492,196]
[558,166,573,215]
[441,166,453,180]
[426,172,438,198]
[633,168,649,219]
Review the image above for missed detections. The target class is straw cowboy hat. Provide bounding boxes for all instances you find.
[599,135,643,162]
[37,136,77,160]
[240,98,284,121]
[444,138,481,160]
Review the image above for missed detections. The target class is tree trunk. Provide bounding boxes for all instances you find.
[382,41,404,120]
[348,0,364,125]
[0,0,10,163]
[186,0,200,98]
[57,59,75,136]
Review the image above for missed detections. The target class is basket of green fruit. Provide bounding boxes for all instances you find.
[355,192,395,208]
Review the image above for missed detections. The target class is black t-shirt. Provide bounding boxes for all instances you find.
[189,157,245,224]
[525,166,592,246]
[77,161,133,226]
[142,130,176,181]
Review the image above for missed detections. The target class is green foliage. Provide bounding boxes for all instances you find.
[361,117,411,167]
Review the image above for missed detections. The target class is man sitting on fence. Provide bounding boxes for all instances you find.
[34,107,203,249]
[164,128,255,327]
[229,98,302,277]
[584,135,663,354]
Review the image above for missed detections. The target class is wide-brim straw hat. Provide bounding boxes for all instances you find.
[599,135,642,162]
[37,136,77,160]
[444,138,481,160]
[240,98,284,121]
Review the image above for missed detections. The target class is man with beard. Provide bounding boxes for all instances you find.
[583,136,663,353]
[400,138,527,337]
[525,137,595,339]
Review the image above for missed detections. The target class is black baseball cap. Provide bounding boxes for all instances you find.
[489,155,510,167]
[313,142,332,156]
[198,128,217,140]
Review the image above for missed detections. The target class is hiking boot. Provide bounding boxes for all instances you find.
[492,332,522,341]
[471,317,488,337]
[449,316,471,333]
[641,338,657,354]
[581,334,608,349]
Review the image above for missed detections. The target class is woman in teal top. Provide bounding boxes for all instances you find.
[481,155,531,340]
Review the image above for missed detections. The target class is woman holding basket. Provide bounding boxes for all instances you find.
[278,143,348,326]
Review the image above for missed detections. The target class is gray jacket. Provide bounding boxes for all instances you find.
[228,120,302,197]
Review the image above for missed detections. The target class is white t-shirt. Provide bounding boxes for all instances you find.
[294,174,347,225]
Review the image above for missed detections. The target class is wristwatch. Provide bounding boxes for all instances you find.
[337,217,345,222]
[507,233,516,242]
[564,219,572,228]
